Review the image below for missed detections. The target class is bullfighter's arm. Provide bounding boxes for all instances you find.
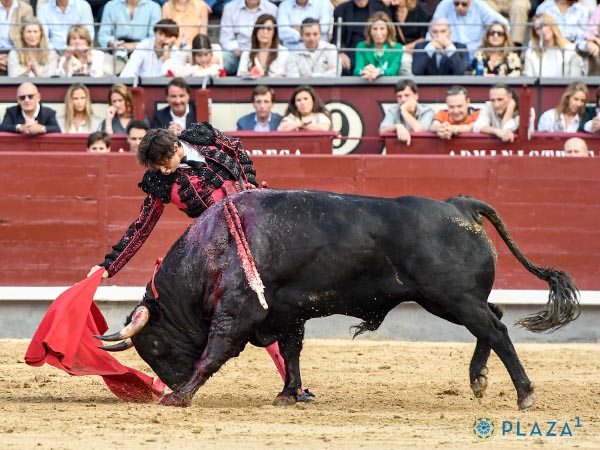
[99,195,165,277]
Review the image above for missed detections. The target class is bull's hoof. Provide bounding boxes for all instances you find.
[159,393,192,407]
[470,368,489,398]
[273,394,297,406]
[518,391,535,410]
[296,388,316,403]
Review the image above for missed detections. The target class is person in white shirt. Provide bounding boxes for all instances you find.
[120,19,182,78]
[473,83,519,142]
[286,17,341,77]
[0,0,34,75]
[237,13,289,77]
[277,0,331,50]
[537,81,588,133]
[219,0,278,75]
[36,0,95,51]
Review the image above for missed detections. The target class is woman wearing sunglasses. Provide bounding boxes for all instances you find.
[470,22,521,76]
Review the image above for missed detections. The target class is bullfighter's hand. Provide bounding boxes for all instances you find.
[87,265,108,278]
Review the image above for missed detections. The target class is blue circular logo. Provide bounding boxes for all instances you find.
[472,416,497,441]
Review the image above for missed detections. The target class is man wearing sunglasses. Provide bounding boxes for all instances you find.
[430,0,509,61]
[0,82,60,134]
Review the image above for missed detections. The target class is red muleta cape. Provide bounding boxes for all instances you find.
[24,269,164,402]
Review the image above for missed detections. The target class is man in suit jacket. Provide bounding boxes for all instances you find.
[151,77,197,136]
[236,85,282,131]
[0,82,60,134]
[412,18,469,76]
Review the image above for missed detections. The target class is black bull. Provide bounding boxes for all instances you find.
[99,190,579,409]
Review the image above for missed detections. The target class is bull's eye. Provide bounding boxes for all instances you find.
[150,339,162,356]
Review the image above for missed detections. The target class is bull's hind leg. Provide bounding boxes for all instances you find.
[459,301,535,410]
[470,302,503,398]
[273,323,305,406]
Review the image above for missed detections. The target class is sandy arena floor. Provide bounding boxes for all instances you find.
[0,339,598,449]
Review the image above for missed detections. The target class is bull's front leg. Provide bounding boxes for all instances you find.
[160,330,245,407]
[273,323,305,406]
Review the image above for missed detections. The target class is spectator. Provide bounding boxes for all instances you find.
[388,0,430,51]
[563,137,589,157]
[582,89,600,133]
[286,17,341,77]
[277,84,332,131]
[98,0,162,51]
[126,120,149,152]
[387,0,431,74]
[119,19,183,78]
[484,0,530,47]
[87,130,112,153]
[523,13,583,78]
[219,0,278,76]
[57,83,102,133]
[237,14,289,77]
[161,0,209,48]
[535,0,589,46]
[412,18,468,76]
[333,0,393,75]
[166,34,225,77]
[236,84,283,131]
[0,0,34,76]
[429,85,480,139]
[277,0,331,50]
[469,23,521,76]
[473,83,519,142]
[579,4,600,75]
[151,77,197,136]
[57,25,107,77]
[354,11,402,81]
[36,0,95,51]
[8,18,58,77]
[0,82,61,134]
[537,81,587,132]
[430,0,509,61]
[99,83,135,134]
[378,79,434,145]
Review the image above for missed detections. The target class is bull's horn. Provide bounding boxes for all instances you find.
[98,338,134,352]
[93,306,150,341]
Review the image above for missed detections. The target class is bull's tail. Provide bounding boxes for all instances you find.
[462,198,580,333]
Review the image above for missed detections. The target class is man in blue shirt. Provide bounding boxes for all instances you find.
[37,0,94,50]
[277,0,331,50]
[98,0,161,50]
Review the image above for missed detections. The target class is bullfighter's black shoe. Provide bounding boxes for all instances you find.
[296,389,316,402]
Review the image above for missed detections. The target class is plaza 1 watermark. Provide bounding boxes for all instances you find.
[471,415,582,441]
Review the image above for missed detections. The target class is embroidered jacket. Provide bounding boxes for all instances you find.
[99,123,257,277]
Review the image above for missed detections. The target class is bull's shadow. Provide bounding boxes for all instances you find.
[97,190,579,410]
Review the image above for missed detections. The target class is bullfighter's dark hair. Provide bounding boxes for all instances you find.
[137,128,180,167]
[394,79,418,94]
[165,77,190,95]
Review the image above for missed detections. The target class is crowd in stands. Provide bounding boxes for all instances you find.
[3,0,600,79]
[0,0,599,156]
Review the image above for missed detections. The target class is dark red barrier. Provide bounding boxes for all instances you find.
[0,152,598,290]
[384,132,600,156]
[231,131,338,155]
[0,132,129,152]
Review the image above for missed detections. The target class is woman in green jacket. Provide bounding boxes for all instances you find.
[354,11,403,81]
